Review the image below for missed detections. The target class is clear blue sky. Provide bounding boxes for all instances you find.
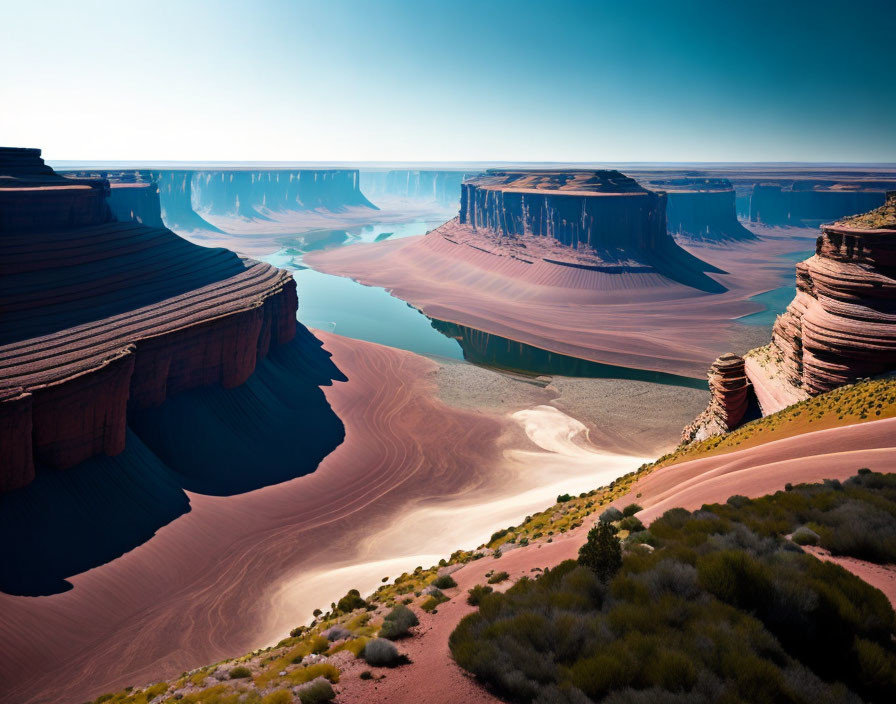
[1,0,893,162]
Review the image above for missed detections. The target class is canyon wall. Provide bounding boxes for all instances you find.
[684,193,896,441]
[359,170,473,208]
[750,182,890,226]
[0,148,298,492]
[768,191,896,394]
[649,178,756,242]
[191,169,376,218]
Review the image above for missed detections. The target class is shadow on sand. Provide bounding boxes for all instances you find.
[0,326,346,597]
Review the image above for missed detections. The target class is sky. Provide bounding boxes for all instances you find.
[1,0,894,163]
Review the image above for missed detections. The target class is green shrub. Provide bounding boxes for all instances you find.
[618,515,644,533]
[363,638,406,667]
[467,584,493,606]
[336,589,367,613]
[599,506,623,524]
[578,523,622,581]
[421,591,449,611]
[557,493,573,503]
[295,678,335,704]
[432,574,457,589]
[621,503,642,517]
[792,525,820,545]
[229,666,252,679]
[487,571,509,584]
[262,690,293,704]
[379,604,419,640]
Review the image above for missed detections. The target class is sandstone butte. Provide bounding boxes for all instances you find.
[646,177,756,242]
[687,192,896,440]
[0,147,297,492]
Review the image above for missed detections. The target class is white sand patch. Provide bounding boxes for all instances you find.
[267,404,648,635]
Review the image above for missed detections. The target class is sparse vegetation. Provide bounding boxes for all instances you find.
[467,584,494,606]
[487,571,509,584]
[335,588,366,613]
[228,666,251,679]
[378,604,419,640]
[362,638,406,667]
[451,472,896,704]
[431,574,457,589]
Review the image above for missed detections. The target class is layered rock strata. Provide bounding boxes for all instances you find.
[649,178,756,242]
[768,191,896,394]
[0,148,297,492]
[681,353,751,442]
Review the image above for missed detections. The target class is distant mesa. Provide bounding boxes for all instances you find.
[360,169,475,209]
[0,147,299,492]
[750,180,894,227]
[454,169,727,292]
[647,177,756,242]
[686,192,896,441]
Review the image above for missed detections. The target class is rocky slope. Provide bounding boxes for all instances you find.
[0,148,297,492]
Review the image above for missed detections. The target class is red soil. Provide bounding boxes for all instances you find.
[336,417,896,704]
[0,333,514,704]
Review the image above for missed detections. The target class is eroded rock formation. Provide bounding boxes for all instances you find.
[649,178,756,242]
[681,353,751,442]
[768,191,896,395]
[0,148,297,492]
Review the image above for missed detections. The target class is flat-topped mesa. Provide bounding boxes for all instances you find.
[769,191,896,395]
[459,169,667,252]
[65,170,165,228]
[681,353,751,443]
[192,169,377,219]
[750,181,892,226]
[0,148,298,493]
[0,148,111,231]
[648,178,756,242]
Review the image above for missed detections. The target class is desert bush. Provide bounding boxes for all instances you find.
[228,666,251,679]
[421,590,449,611]
[487,571,509,584]
[618,516,644,533]
[294,677,336,704]
[792,526,820,545]
[363,638,406,667]
[322,626,351,642]
[621,503,642,517]
[336,588,367,613]
[450,472,896,704]
[379,604,419,640]
[599,506,624,524]
[467,584,494,605]
[432,574,457,589]
[262,690,293,704]
[557,493,573,503]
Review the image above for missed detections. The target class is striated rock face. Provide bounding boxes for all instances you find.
[460,170,667,251]
[750,182,889,226]
[769,191,896,395]
[359,170,474,208]
[649,178,756,242]
[0,148,298,492]
[681,353,751,443]
[453,169,726,292]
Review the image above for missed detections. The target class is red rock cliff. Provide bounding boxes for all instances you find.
[769,191,896,395]
[0,148,297,492]
[681,353,751,443]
